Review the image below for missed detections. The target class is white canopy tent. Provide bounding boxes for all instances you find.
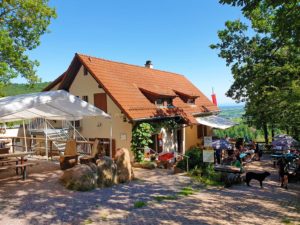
[195,115,235,130]
[0,90,111,158]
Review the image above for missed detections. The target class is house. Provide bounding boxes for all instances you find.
[44,53,228,157]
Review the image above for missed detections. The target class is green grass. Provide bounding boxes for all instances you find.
[177,187,195,196]
[193,176,224,186]
[153,195,178,202]
[281,217,292,224]
[82,219,93,224]
[133,201,147,208]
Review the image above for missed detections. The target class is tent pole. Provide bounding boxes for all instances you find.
[45,119,48,160]
[73,121,75,139]
[23,120,28,152]
[110,121,113,158]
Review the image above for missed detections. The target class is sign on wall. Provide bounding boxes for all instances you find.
[120,133,127,141]
[204,136,212,147]
[203,149,214,162]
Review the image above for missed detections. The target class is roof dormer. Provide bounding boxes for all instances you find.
[174,90,199,105]
[139,88,177,108]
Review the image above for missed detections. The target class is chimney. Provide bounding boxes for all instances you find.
[145,60,153,69]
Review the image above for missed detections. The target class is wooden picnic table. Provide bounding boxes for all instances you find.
[0,147,10,154]
[0,152,36,180]
[0,152,35,158]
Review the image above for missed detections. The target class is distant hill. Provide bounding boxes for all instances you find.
[1,82,50,96]
[219,105,245,120]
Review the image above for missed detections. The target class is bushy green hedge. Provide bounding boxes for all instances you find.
[176,147,203,171]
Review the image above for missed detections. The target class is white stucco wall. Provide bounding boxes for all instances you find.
[160,127,177,152]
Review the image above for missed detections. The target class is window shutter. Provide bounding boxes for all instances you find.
[197,125,207,138]
[94,93,107,113]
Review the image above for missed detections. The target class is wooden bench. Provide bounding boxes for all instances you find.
[0,147,10,154]
[214,165,243,174]
[0,162,37,180]
[0,159,19,165]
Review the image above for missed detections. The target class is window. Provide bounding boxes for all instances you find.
[197,125,207,138]
[187,98,195,104]
[83,67,88,76]
[71,120,81,128]
[155,99,164,107]
[82,95,88,102]
[155,98,173,108]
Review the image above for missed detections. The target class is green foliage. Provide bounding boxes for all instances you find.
[133,201,147,208]
[212,1,300,142]
[159,118,181,132]
[0,0,57,88]
[0,82,50,97]
[177,186,195,196]
[153,195,178,202]
[189,164,223,186]
[151,118,181,133]
[176,147,203,171]
[218,0,300,46]
[131,123,155,162]
[281,217,292,224]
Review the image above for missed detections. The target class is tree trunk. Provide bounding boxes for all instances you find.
[271,125,275,141]
[292,126,299,141]
[263,123,268,144]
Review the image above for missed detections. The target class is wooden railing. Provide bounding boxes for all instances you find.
[0,136,94,158]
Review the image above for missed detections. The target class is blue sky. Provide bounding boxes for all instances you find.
[22,0,247,105]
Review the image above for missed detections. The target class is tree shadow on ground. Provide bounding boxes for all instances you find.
[0,157,299,225]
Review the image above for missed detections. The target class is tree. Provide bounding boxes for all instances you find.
[219,0,300,46]
[0,0,56,88]
[211,0,300,142]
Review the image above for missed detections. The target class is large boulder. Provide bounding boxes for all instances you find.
[60,163,98,191]
[114,148,134,183]
[97,156,117,188]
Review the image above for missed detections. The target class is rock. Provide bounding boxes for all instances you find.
[97,156,117,188]
[133,161,157,170]
[114,148,134,183]
[60,164,98,191]
[222,172,241,188]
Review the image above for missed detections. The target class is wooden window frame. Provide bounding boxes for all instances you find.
[82,95,89,103]
[83,67,88,76]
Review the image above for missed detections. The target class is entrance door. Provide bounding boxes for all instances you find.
[177,129,183,153]
[149,134,163,153]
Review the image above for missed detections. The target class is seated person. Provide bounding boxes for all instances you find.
[232,155,244,172]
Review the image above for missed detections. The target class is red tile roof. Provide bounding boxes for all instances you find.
[48,53,219,124]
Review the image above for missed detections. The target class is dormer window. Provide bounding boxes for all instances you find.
[155,98,174,108]
[155,99,164,107]
[187,98,195,105]
[174,90,199,105]
[139,88,176,108]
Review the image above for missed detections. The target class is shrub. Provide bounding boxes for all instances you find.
[176,147,203,171]
[188,163,223,186]
[131,123,155,162]
[134,201,147,208]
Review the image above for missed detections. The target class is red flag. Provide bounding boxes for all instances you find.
[211,88,217,106]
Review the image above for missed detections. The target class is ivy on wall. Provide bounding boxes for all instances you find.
[131,123,155,162]
[131,118,181,162]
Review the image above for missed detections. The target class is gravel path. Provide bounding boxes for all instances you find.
[0,156,299,225]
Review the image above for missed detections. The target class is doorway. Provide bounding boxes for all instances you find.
[177,129,183,153]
